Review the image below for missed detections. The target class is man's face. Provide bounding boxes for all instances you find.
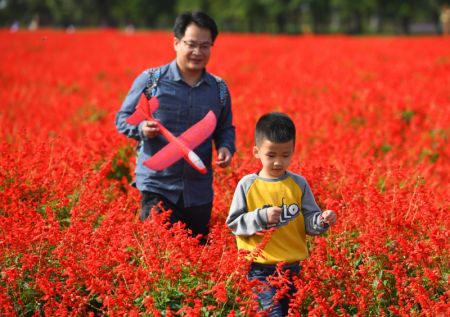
[174,23,213,75]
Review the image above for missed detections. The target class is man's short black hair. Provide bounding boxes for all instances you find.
[255,112,296,146]
[173,11,218,43]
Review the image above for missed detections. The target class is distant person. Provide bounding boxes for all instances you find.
[66,24,76,33]
[124,24,135,34]
[227,112,337,316]
[441,4,450,35]
[28,15,39,31]
[116,11,235,240]
[10,20,19,32]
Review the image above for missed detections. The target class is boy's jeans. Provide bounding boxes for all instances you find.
[248,262,301,317]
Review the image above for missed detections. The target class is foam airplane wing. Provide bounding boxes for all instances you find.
[144,111,216,173]
[125,95,217,174]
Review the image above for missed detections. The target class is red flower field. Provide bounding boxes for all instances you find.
[0,29,449,316]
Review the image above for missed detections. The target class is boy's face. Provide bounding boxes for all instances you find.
[253,139,295,179]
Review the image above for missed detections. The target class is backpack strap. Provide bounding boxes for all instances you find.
[133,67,162,168]
[143,67,162,99]
[212,75,229,106]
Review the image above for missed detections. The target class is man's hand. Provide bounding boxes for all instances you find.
[267,206,282,225]
[142,120,160,139]
[321,210,337,226]
[216,147,232,168]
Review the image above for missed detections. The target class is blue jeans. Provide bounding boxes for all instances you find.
[248,262,300,317]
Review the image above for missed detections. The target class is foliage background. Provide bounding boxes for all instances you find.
[1,0,450,34]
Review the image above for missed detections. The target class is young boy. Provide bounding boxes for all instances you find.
[226,112,337,316]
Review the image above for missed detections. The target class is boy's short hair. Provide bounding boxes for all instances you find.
[255,112,296,146]
[173,11,219,43]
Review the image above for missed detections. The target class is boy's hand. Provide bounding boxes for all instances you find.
[267,206,282,225]
[321,210,337,226]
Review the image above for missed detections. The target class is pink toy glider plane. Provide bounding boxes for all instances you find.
[125,95,217,174]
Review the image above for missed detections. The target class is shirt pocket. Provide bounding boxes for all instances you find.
[153,103,183,135]
[196,104,220,123]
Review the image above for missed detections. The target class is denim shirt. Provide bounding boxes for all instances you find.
[115,60,236,207]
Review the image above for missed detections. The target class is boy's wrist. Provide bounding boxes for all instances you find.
[256,208,270,228]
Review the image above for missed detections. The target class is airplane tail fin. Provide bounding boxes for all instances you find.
[125,108,147,125]
[148,97,159,113]
[125,95,159,125]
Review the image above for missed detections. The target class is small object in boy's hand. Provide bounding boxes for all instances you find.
[320,210,337,227]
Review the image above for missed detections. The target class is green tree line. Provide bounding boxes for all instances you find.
[1,0,448,34]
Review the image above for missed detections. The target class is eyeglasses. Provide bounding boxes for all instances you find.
[182,40,212,51]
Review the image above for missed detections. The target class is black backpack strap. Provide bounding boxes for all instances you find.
[212,75,229,106]
[133,67,162,176]
[143,67,162,99]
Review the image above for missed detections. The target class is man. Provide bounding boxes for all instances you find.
[116,12,235,239]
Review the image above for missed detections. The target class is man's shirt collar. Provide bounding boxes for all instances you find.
[168,60,212,86]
